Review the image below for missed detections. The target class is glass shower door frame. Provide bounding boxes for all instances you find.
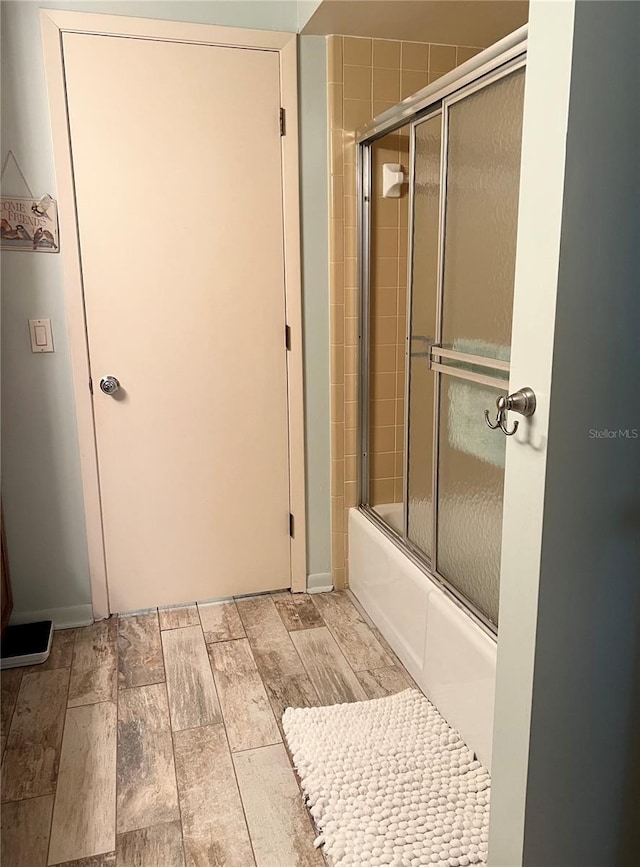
[357,140,372,508]
[357,37,527,637]
[403,107,442,557]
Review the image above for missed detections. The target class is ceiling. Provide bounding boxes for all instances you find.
[301,0,529,48]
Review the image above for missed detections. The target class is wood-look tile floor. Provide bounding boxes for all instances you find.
[0,591,415,867]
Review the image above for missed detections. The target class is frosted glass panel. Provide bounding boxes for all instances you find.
[441,68,525,361]
[437,375,506,626]
[407,114,441,558]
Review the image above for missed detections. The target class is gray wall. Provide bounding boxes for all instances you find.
[298,35,331,586]
[522,1,640,863]
[1,0,330,621]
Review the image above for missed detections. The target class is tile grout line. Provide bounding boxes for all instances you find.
[202,618,259,867]
[263,595,324,749]
[116,609,203,853]
[159,624,199,631]
[295,620,366,687]
[46,626,77,866]
[157,613,190,867]
[118,679,164,692]
[235,593,314,680]
[1,667,24,767]
[198,597,246,645]
[1,632,79,829]
[113,612,125,862]
[243,597,328,855]
[213,634,283,749]
[219,726,259,867]
[117,817,185,835]
[310,595,392,673]
[227,737,285,757]
[1,792,55,805]
[271,591,328,635]
[117,607,167,693]
[234,595,323,738]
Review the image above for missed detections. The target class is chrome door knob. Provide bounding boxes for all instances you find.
[99,375,120,396]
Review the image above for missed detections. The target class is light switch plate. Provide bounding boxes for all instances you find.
[29,318,54,353]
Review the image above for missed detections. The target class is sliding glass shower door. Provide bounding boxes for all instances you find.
[360,55,526,631]
[431,68,525,625]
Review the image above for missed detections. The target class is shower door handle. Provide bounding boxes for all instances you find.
[484,387,536,436]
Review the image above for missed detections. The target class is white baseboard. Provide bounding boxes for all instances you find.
[306,572,333,594]
[9,604,94,630]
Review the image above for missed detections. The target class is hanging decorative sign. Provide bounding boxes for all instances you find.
[1,195,59,253]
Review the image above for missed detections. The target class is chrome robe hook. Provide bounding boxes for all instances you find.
[484,387,536,436]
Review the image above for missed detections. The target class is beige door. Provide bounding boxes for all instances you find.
[62,33,291,612]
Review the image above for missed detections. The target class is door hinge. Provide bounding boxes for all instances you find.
[285,324,291,350]
[89,377,93,394]
[279,107,286,136]
[289,513,294,537]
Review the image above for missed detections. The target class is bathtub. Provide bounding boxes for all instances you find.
[349,506,497,770]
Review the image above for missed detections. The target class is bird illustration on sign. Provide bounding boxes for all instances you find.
[1,196,59,252]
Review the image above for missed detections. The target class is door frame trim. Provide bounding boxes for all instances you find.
[40,10,307,618]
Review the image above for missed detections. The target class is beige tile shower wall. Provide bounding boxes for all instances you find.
[328,35,482,588]
[369,131,410,508]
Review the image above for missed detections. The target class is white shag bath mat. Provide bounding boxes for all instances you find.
[283,689,490,867]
